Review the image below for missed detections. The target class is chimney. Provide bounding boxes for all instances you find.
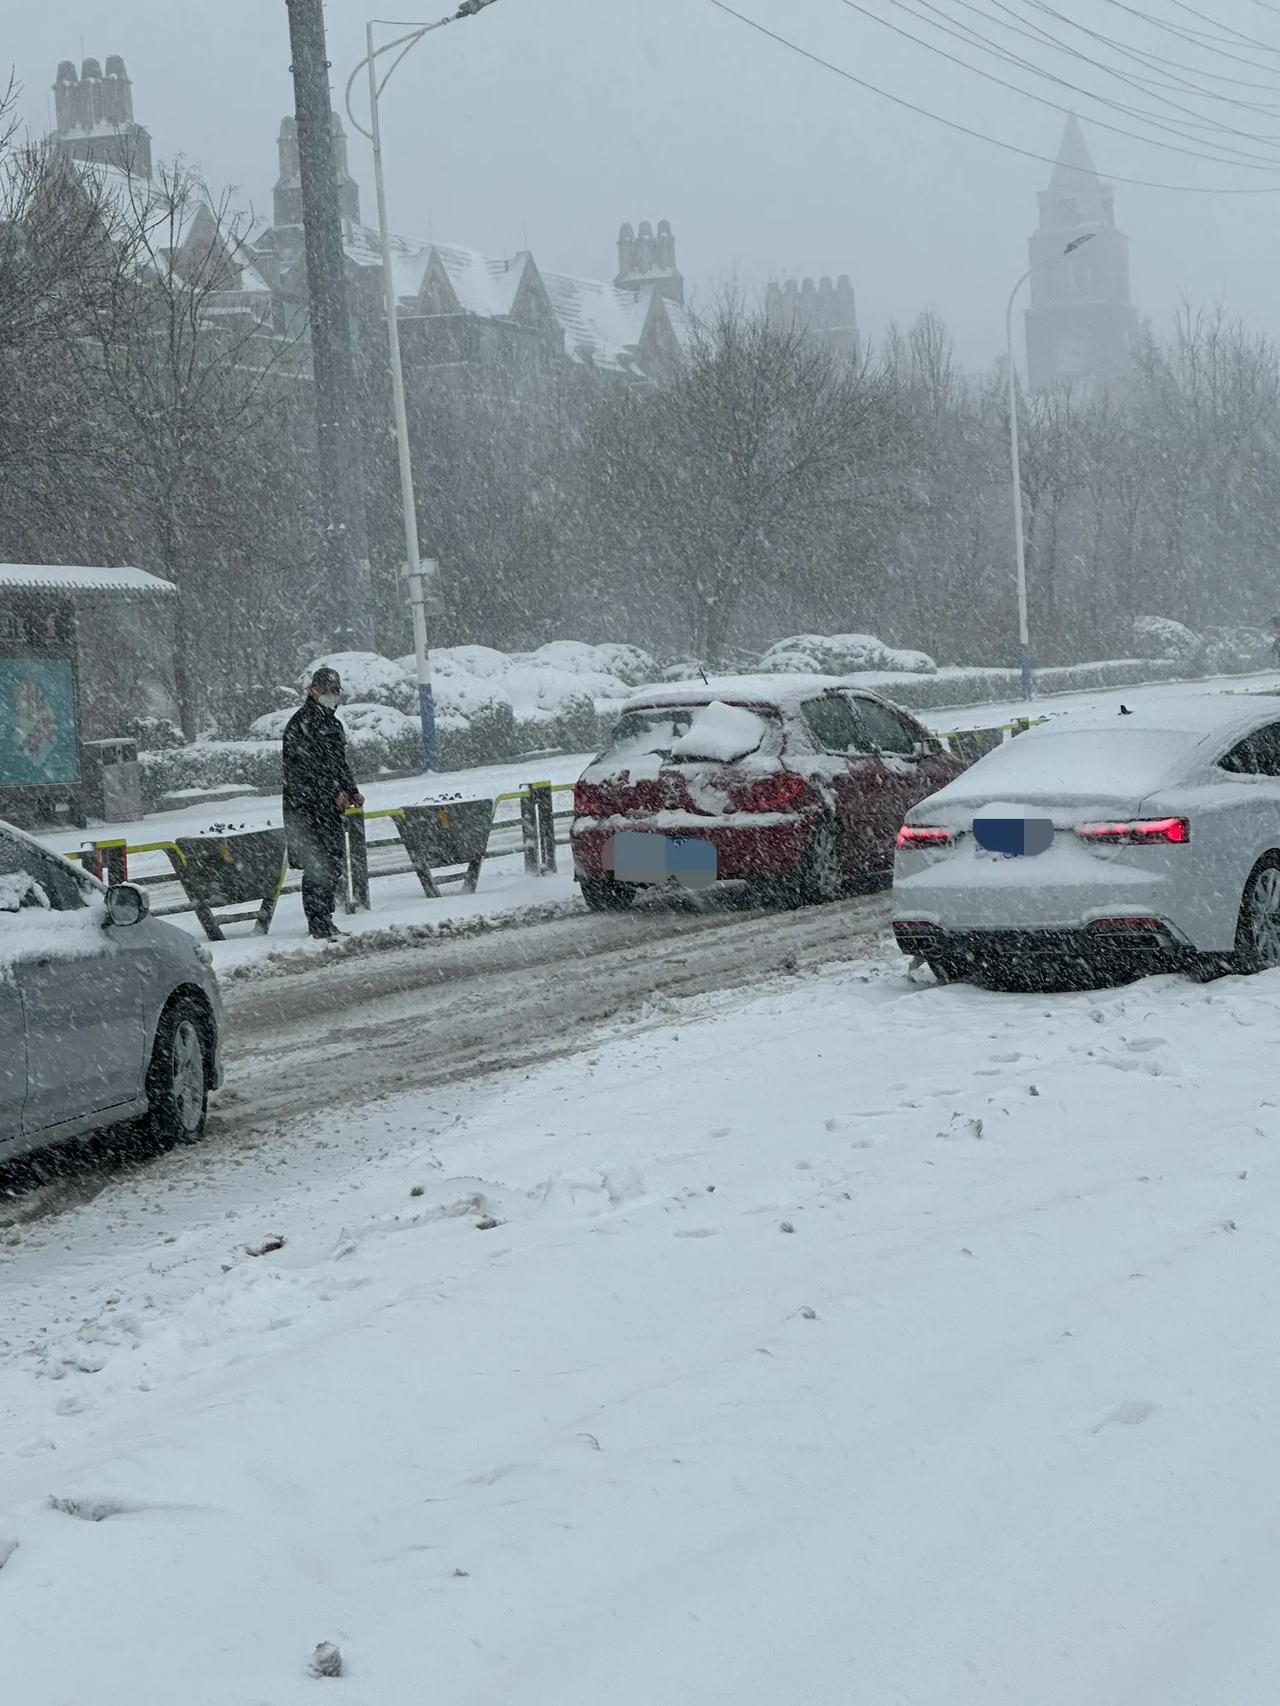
[53,62,78,135]
[102,55,134,128]
[51,52,152,177]
[614,216,683,306]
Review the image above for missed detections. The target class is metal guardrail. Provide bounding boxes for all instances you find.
[77,781,576,930]
[74,723,1040,934]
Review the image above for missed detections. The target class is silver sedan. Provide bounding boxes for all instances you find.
[1,818,224,1159]
[893,696,1280,988]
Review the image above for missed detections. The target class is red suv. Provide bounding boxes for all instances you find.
[571,676,964,910]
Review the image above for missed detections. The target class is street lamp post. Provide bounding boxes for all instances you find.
[345,0,500,769]
[1005,230,1096,702]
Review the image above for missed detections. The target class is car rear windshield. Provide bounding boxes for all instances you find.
[599,704,782,767]
[959,727,1191,797]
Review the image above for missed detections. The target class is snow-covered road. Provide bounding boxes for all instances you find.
[5,943,1280,1703]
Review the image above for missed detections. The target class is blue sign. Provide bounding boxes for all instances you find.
[973,817,1055,858]
[0,658,80,786]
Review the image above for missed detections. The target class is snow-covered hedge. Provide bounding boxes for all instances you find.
[136,628,1277,805]
[1132,616,1273,676]
[760,633,937,677]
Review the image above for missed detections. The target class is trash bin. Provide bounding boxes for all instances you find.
[80,737,143,823]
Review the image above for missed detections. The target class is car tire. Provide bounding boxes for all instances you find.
[799,817,846,906]
[580,876,638,913]
[1230,858,1280,975]
[925,956,966,986]
[144,997,210,1148]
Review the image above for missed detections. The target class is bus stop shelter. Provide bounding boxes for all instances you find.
[0,563,177,825]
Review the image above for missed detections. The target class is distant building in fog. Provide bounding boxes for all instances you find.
[764,275,859,361]
[1024,115,1139,392]
[53,55,152,180]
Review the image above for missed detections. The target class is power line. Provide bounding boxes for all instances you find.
[702,0,1280,189]
[846,0,1280,168]
[989,0,1280,106]
[964,0,1280,125]
[1084,0,1280,69]
[916,0,1280,132]
[1162,0,1280,52]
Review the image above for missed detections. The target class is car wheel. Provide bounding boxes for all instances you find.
[580,876,637,913]
[145,997,209,1148]
[925,956,966,986]
[799,817,846,905]
[1231,860,1280,974]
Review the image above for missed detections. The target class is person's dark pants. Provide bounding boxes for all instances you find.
[286,815,345,937]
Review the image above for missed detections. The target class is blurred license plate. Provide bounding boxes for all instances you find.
[612,831,717,888]
[973,817,1055,858]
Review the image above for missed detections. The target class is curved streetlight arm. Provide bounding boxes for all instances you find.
[344,4,499,137]
[344,25,437,139]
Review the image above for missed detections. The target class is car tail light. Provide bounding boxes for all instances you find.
[1078,817,1189,846]
[574,782,609,818]
[896,824,954,849]
[729,771,807,813]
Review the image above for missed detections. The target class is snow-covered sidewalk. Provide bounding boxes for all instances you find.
[4,955,1280,1702]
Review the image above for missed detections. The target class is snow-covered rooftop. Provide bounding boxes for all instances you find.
[540,270,647,371]
[0,563,175,597]
[341,223,675,374]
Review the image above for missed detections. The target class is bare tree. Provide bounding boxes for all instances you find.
[577,296,905,663]
[68,157,297,734]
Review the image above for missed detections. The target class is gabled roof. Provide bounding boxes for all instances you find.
[540,269,649,372]
[338,219,680,377]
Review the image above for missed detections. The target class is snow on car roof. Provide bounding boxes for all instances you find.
[928,694,1280,807]
[1021,692,1280,745]
[623,673,886,714]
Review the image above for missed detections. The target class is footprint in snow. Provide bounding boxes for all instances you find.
[1091,1399,1159,1434]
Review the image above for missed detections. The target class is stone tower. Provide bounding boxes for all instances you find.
[53,55,152,178]
[764,275,859,361]
[1024,115,1138,391]
[273,112,361,233]
[615,220,683,305]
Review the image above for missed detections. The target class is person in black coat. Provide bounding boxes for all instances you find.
[282,667,364,940]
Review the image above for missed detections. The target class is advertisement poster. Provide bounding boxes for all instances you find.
[0,657,79,787]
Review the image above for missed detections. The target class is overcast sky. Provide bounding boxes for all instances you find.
[12,0,1280,368]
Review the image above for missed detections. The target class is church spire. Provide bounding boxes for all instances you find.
[1023,116,1139,391]
[1049,113,1098,190]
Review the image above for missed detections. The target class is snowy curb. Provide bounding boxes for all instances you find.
[218,895,587,983]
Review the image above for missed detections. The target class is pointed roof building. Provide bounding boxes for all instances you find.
[1024,115,1139,391]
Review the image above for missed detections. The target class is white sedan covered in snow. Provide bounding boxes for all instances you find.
[893,696,1280,987]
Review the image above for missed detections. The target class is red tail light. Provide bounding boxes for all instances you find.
[896,824,954,850]
[574,782,609,818]
[729,771,807,813]
[1078,817,1189,846]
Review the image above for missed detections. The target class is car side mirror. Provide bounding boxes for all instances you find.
[103,883,150,928]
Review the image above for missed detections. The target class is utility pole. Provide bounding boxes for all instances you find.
[285,0,374,653]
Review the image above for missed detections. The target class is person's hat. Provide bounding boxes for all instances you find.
[311,667,342,693]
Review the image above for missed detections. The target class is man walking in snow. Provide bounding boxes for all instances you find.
[282,667,364,941]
